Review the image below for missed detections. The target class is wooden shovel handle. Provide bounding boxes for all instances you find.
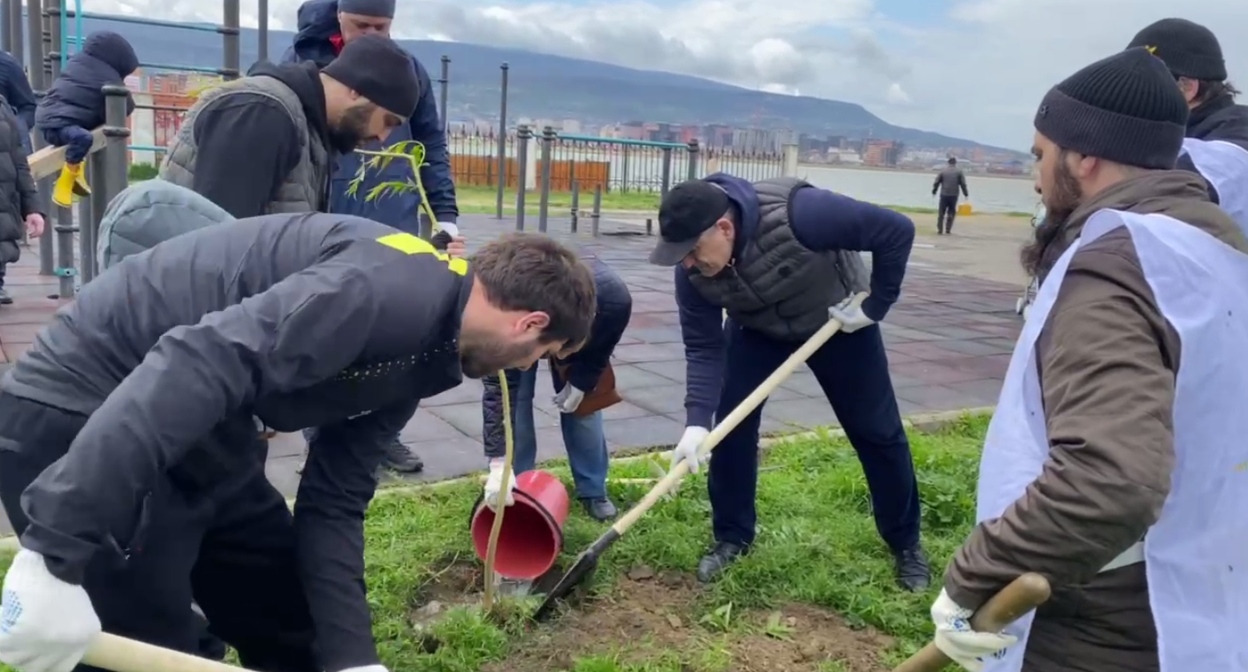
[84,633,255,672]
[893,573,1051,672]
[610,292,869,536]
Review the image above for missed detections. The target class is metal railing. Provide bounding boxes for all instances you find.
[25,0,241,281]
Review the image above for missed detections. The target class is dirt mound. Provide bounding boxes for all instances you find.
[488,566,894,671]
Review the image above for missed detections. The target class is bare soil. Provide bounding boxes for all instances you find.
[410,556,893,671]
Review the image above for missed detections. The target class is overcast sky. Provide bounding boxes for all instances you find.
[85,0,1245,151]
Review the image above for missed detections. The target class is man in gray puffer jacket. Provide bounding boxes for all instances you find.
[0,96,45,305]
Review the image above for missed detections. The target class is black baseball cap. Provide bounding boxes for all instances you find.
[648,179,731,266]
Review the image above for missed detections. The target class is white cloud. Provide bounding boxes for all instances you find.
[76,0,1247,150]
[885,82,911,105]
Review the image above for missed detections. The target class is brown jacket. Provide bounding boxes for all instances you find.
[943,171,1248,671]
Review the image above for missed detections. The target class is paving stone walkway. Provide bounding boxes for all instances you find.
[0,214,1024,534]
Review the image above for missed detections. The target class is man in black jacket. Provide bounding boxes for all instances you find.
[0,215,596,672]
[1128,18,1248,230]
[0,97,44,305]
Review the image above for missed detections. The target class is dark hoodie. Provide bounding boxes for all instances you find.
[675,173,914,428]
[186,60,333,218]
[281,0,458,229]
[35,31,138,131]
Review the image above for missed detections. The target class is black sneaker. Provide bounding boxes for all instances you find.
[580,497,617,522]
[696,541,748,583]
[894,543,932,592]
[381,437,424,473]
[0,287,11,305]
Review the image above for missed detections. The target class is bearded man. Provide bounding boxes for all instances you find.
[159,34,419,219]
[931,47,1248,672]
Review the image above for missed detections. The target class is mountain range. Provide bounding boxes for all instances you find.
[14,11,1020,155]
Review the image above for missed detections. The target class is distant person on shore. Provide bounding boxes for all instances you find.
[649,174,928,592]
[0,96,45,306]
[35,31,137,208]
[0,50,37,153]
[282,0,461,474]
[932,47,1248,672]
[1128,18,1248,231]
[931,157,969,235]
[159,34,419,219]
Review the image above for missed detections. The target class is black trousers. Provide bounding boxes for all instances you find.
[707,321,921,551]
[937,195,959,231]
[0,393,318,672]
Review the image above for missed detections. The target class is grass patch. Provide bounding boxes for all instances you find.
[0,412,990,671]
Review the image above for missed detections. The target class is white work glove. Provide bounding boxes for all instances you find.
[336,666,388,672]
[552,384,586,414]
[435,221,459,237]
[931,588,1017,671]
[670,426,710,474]
[0,548,102,672]
[828,296,876,333]
[482,458,515,510]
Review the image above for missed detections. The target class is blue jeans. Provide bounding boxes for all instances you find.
[510,365,610,500]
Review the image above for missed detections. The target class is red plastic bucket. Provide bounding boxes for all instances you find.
[470,469,570,580]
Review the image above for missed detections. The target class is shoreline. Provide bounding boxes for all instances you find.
[796,161,1033,182]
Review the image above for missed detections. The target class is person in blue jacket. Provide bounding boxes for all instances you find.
[479,255,634,521]
[35,31,137,208]
[283,0,459,474]
[649,174,929,591]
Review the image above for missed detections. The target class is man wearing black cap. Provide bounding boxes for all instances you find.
[650,172,928,590]
[932,47,1248,672]
[284,0,460,474]
[1127,18,1248,230]
[159,33,420,220]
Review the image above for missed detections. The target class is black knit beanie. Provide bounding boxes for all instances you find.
[1127,18,1226,81]
[1033,47,1189,170]
[322,34,420,118]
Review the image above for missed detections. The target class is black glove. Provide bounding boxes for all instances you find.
[431,230,452,251]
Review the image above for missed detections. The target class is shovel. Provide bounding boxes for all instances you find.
[531,292,868,622]
[82,632,253,672]
[892,573,1052,672]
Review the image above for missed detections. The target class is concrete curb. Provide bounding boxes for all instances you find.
[0,406,995,551]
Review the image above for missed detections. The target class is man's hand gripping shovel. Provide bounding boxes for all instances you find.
[532,292,869,622]
[893,573,1052,672]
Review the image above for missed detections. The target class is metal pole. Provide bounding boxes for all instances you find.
[590,185,601,237]
[88,157,108,275]
[686,139,700,180]
[257,0,269,62]
[34,0,52,275]
[514,124,530,231]
[46,0,74,292]
[493,62,508,219]
[221,0,241,80]
[2,0,11,53]
[76,172,92,282]
[438,55,449,134]
[6,0,22,67]
[569,181,579,233]
[537,126,554,233]
[95,84,130,283]
[660,146,673,198]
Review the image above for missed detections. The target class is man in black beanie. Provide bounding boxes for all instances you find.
[284,0,462,474]
[159,33,420,219]
[1128,18,1248,232]
[931,47,1248,672]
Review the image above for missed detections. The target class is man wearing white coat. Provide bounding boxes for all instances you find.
[931,47,1248,672]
